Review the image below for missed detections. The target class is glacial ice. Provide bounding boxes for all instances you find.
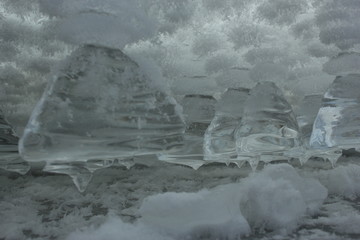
[157,94,216,169]
[310,74,360,151]
[0,110,30,175]
[204,88,249,166]
[294,95,341,165]
[235,82,301,169]
[19,44,185,191]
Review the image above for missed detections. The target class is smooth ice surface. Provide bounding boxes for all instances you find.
[204,88,249,164]
[19,44,185,191]
[295,95,323,140]
[235,82,300,168]
[140,164,327,236]
[0,110,29,174]
[20,44,185,163]
[310,74,360,150]
[157,95,216,169]
[323,52,360,76]
[294,95,341,165]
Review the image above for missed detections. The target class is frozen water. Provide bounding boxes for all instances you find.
[19,44,185,191]
[323,52,360,76]
[0,109,30,175]
[204,88,249,166]
[181,94,216,125]
[157,94,216,169]
[294,95,341,165]
[310,74,360,151]
[235,82,300,169]
[296,95,323,140]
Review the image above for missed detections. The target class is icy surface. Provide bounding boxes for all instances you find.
[204,88,249,164]
[235,82,300,168]
[294,95,341,165]
[158,95,216,169]
[310,74,360,150]
[19,44,185,191]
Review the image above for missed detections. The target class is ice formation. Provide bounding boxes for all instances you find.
[157,94,216,169]
[235,82,301,169]
[295,95,341,165]
[19,44,185,191]
[310,74,360,152]
[204,88,249,166]
[0,110,30,174]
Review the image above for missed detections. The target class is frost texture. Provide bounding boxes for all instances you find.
[316,0,360,50]
[204,88,249,165]
[158,95,216,169]
[140,164,327,235]
[39,0,158,49]
[235,82,300,169]
[323,52,360,76]
[19,44,185,191]
[310,74,360,150]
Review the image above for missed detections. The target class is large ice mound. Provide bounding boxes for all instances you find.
[310,74,360,150]
[235,82,301,169]
[19,44,185,191]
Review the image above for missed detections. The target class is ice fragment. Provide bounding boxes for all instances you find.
[235,82,300,169]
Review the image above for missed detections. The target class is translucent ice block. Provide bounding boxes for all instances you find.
[291,95,341,165]
[157,94,217,169]
[310,74,360,153]
[0,110,30,174]
[204,88,249,166]
[235,82,301,169]
[19,44,185,191]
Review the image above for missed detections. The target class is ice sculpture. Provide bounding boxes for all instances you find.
[204,88,249,166]
[323,52,360,76]
[235,82,301,170]
[294,95,341,165]
[19,44,185,191]
[310,74,360,154]
[157,94,216,169]
[0,110,30,174]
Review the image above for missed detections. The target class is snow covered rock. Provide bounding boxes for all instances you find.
[139,164,327,236]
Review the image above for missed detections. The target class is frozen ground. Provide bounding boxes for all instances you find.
[1,156,360,240]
